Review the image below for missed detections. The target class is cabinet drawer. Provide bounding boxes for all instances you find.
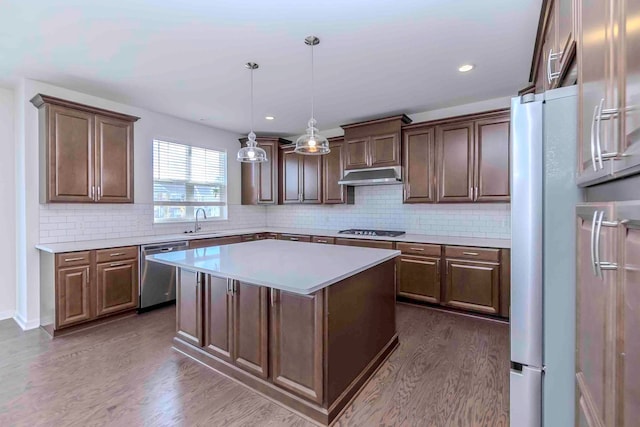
[56,251,91,268]
[279,234,311,242]
[396,242,440,256]
[445,246,500,262]
[335,238,395,250]
[96,246,138,263]
[312,236,335,244]
[265,233,279,240]
[242,234,257,242]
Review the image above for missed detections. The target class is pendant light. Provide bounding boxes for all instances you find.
[294,36,330,155]
[237,62,268,163]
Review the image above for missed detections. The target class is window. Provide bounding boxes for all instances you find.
[153,139,227,222]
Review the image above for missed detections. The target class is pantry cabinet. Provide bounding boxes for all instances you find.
[30,94,139,203]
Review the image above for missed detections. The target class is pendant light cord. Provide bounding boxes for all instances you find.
[311,42,315,121]
[250,67,254,135]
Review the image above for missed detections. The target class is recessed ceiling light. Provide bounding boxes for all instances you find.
[265,116,275,120]
[458,64,474,73]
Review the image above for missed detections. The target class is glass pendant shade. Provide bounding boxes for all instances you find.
[294,118,330,155]
[237,62,268,163]
[237,131,267,162]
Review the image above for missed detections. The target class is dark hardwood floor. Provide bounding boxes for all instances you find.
[0,304,509,427]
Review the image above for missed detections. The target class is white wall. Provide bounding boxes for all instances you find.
[15,78,264,328]
[0,87,16,320]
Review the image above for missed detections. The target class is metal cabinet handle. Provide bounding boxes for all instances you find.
[410,247,425,251]
[97,186,102,200]
[590,211,598,275]
[475,186,478,200]
[547,49,563,84]
[463,251,479,256]
[64,256,85,262]
[590,105,598,171]
[316,239,328,243]
[270,290,278,306]
[90,186,95,200]
[289,238,299,241]
[109,252,125,257]
[595,98,605,170]
[592,210,620,278]
[226,280,232,295]
[110,262,126,267]
[160,247,174,252]
[85,267,89,284]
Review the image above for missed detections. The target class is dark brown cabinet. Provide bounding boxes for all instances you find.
[403,126,436,203]
[278,234,312,242]
[436,112,510,203]
[270,289,324,403]
[311,236,335,244]
[323,137,354,204]
[233,282,269,379]
[47,246,139,333]
[95,258,138,317]
[203,276,233,362]
[341,115,412,170]
[56,265,92,327]
[189,235,243,249]
[240,137,287,205]
[279,145,322,204]
[177,269,203,347]
[30,94,139,204]
[398,256,441,304]
[443,259,500,315]
[474,116,511,202]
[436,122,474,202]
[334,238,395,249]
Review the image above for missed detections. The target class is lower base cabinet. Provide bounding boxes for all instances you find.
[397,255,441,304]
[176,269,203,346]
[443,259,500,315]
[271,289,324,404]
[233,282,269,378]
[41,246,139,334]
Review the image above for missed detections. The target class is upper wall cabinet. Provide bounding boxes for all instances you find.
[341,115,412,170]
[576,0,640,186]
[530,0,578,93]
[403,110,510,204]
[322,137,354,204]
[30,94,139,203]
[279,144,322,204]
[240,137,288,205]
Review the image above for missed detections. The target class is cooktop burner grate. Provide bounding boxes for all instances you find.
[338,229,406,237]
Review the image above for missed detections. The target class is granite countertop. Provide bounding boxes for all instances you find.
[35,226,511,253]
[147,239,400,295]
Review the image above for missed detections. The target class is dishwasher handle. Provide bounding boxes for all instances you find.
[141,241,189,255]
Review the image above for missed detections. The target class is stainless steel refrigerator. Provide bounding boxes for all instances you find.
[510,85,583,427]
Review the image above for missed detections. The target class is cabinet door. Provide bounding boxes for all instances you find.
[95,259,138,317]
[47,105,95,202]
[56,265,92,327]
[301,154,322,204]
[398,255,441,304]
[620,223,640,426]
[323,139,351,204]
[345,137,369,169]
[436,122,474,202]
[370,133,400,167]
[577,0,617,178]
[556,0,576,77]
[94,115,133,203]
[575,207,617,427]
[257,141,278,204]
[403,127,435,203]
[233,282,269,378]
[334,238,395,249]
[619,0,640,169]
[271,289,323,404]
[176,269,203,347]
[474,116,511,202]
[203,276,233,362]
[281,149,301,203]
[444,259,500,314]
[543,5,558,90]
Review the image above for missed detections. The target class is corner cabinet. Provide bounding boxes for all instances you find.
[279,144,322,204]
[341,114,412,170]
[240,137,289,205]
[30,94,139,203]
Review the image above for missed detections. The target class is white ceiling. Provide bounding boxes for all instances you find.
[0,0,541,136]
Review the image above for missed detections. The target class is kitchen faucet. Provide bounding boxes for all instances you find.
[194,208,207,233]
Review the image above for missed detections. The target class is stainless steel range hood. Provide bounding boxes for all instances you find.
[338,166,402,186]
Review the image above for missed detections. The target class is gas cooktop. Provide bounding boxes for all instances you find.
[338,229,406,237]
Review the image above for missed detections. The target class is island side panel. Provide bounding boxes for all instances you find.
[326,258,397,405]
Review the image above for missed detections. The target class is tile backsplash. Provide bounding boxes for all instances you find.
[39,186,510,244]
[266,186,510,239]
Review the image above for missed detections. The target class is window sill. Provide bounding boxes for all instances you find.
[153,218,229,226]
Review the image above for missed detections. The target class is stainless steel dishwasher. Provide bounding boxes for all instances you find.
[139,241,189,311]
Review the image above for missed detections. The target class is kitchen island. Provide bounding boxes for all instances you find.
[148,239,400,425]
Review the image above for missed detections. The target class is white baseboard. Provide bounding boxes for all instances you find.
[13,312,40,330]
[0,310,15,321]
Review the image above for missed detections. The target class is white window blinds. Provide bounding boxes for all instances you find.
[153,140,227,222]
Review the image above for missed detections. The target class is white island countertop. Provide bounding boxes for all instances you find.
[147,239,400,295]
